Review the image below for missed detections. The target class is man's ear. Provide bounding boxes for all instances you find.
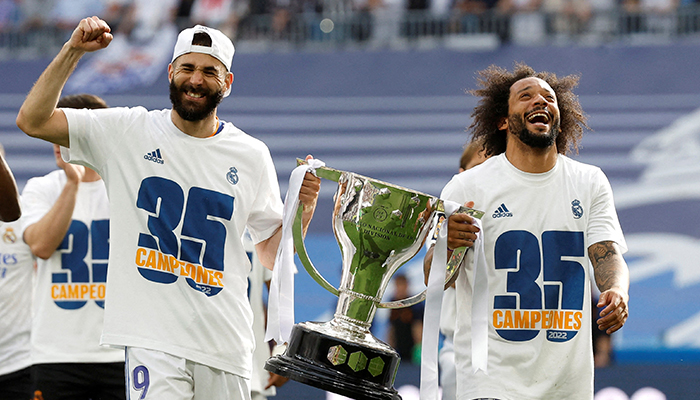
[498,117,508,131]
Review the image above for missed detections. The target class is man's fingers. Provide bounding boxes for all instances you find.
[97,32,113,46]
[596,291,628,335]
[83,17,100,41]
[449,214,480,234]
[447,227,478,249]
[299,172,321,208]
[449,216,480,234]
[299,175,320,196]
[598,310,628,334]
[78,17,111,44]
[455,230,478,241]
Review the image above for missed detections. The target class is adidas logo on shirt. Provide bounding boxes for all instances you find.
[492,203,513,218]
[144,149,164,164]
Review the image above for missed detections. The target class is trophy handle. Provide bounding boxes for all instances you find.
[293,203,340,296]
[377,246,467,309]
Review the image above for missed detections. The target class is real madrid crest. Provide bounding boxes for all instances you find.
[3,227,17,244]
[226,167,239,185]
[571,199,583,219]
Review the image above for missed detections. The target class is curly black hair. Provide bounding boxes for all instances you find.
[467,62,589,156]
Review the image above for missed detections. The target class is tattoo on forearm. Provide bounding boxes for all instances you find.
[589,241,627,292]
[590,241,617,264]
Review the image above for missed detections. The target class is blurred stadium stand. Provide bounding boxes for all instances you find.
[3,5,700,56]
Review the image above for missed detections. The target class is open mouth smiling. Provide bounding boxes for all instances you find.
[186,91,205,99]
[526,110,551,126]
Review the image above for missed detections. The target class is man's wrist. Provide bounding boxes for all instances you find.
[61,42,87,59]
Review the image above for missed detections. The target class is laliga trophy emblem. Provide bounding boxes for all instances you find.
[265,160,483,400]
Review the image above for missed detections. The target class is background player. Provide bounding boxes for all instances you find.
[0,143,35,400]
[22,94,125,400]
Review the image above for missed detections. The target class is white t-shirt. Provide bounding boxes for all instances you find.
[22,171,124,364]
[440,154,626,400]
[0,213,35,376]
[63,107,284,378]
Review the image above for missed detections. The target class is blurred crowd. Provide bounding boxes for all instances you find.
[0,0,699,49]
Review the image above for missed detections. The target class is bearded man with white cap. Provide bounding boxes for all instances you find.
[17,16,321,399]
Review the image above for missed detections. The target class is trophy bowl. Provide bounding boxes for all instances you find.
[265,161,482,400]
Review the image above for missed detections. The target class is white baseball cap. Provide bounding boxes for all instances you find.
[172,25,234,71]
[171,25,235,96]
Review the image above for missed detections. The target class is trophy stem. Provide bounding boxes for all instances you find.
[331,314,373,342]
[334,288,380,333]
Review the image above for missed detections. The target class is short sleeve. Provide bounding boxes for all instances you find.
[587,169,627,253]
[245,148,283,244]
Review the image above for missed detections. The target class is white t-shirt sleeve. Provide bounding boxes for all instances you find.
[63,106,136,173]
[20,173,61,228]
[587,168,627,253]
[245,148,283,244]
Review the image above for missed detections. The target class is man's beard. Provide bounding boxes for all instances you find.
[169,81,224,121]
[508,112,560,149]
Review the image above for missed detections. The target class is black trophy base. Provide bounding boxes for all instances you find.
[265,322,402,400]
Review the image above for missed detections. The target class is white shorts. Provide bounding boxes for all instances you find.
[125,347,251,400]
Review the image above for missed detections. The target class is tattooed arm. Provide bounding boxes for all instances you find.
[589,241,630,334]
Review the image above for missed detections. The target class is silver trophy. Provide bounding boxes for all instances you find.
[265,161,483,400]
